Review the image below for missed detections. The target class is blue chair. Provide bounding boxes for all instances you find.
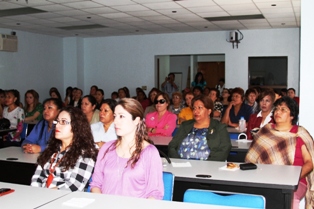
[229,133,239,140]
[86,177,92,192]
[183,189,265,208]
[162,172,174,201]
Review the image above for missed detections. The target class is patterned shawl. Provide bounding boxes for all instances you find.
[245,124,314,208]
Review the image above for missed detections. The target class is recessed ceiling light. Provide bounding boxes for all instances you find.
[87,17,91,19]
[16,23,20,25]
[135,30,139,32]
[271,4,276,6]
[281,23,285,25]
[204,26,208,28]
[172,11,177,13]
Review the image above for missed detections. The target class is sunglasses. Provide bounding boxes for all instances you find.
[154,99,166,104]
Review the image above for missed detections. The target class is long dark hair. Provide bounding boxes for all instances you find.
[37,107,98,170]
[194,72,205,84]
[103,98,152,168]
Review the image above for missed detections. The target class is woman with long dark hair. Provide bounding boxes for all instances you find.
[31,107,97,191]
[90,98,163,199]
[191,72,207,90]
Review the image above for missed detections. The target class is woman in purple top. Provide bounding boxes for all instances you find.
[90,98,164,199]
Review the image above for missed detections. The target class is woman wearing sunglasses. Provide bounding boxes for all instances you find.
[31,107,98,191]
[145,92,177,137]
[246,97,314,209]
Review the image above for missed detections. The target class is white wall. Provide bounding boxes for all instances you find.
[0,27,300,105]
[299,0,314,135]
[0,29,63,103]
[81,28,299,98]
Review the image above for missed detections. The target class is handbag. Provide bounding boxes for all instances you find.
[0,118,10,130]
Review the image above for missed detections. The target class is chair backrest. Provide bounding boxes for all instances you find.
[162,172,174,201]
[183,189,265,209]
[86,177,92,192]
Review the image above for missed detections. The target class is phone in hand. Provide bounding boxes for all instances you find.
[0,188,15,196]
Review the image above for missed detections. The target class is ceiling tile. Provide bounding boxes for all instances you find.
[143,2,183,10]
[34,4,73,12]
[62,1,103,9]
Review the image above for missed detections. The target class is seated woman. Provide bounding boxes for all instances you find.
[136,88,150,111]
[22,98,63,153]
[169,92,185,116]
[209,88,223,118]
[245,97,314,209]
[24,89,43,122]
[192,86,203,97]
[2,89,24,145]
[221,88,231,109]
[90,98,164,199]
[245,88,259,114]
[95,89,105,110]
[144,88,160,117]
[221,87,252,128]
[178,92,194,124]
[168,95,231,161]
[246,88,275,140]
[69,88,82,108]
[145,92,177,137]
[63,86,72,107]
[81,95,99,124]
[31,107,97,191]
[49,88,64,106]
[91,99,117,149]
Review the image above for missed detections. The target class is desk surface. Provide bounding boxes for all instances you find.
[0,182,70,209]
[150,136,172,146]
[0,146,39,164]
[37,191,247,209]
[163,158,300,191]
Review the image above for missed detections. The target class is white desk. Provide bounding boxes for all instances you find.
[37,191,247,209]
[0,146,39,164]
[0,182,70,209]
[163,158,300,209]
[0,147,38,185]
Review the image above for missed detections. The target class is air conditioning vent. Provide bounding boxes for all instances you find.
[0,34,18,52]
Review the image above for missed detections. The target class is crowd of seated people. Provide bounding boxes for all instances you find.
[1,82,312,208]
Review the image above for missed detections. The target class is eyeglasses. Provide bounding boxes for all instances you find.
[53,119,71,125]
[274,107,290,113]
[154,99,166,104]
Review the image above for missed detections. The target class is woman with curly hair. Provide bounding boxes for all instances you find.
[31,106,97,191]
[90,98,164,199]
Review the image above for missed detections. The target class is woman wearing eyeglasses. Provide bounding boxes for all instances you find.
[245,97,314,209]
[168,95,231,161]
[31,107,97,191]
[145,92,177,137]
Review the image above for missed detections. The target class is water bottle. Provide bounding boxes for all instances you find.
[239,117,246,132]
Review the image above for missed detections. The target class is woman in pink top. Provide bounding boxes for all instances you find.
[90,98,164,199]
[145,92,177,136]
